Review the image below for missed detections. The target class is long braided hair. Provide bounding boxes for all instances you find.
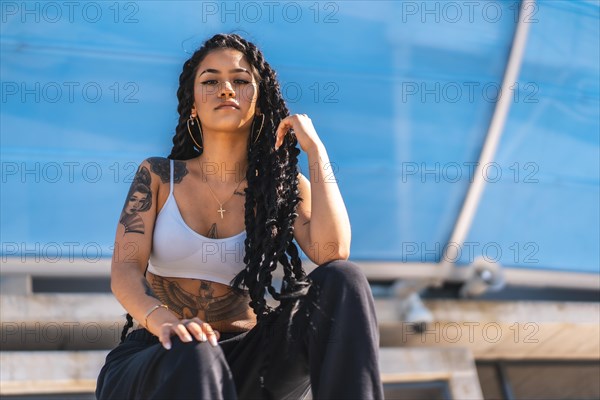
[119,34,314,366]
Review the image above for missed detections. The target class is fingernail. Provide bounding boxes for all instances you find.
[210,337,218,347]
[185,334,193,342]
[200,333,207,342]
[164,342,171,350]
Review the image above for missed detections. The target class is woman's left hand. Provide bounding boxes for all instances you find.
[275,114,323,153]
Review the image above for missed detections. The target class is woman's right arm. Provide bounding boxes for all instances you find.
[110,158,218,349]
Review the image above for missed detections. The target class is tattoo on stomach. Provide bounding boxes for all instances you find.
[150,275,251,322]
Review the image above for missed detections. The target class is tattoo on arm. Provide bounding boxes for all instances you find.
[173,161,188,183]
[119,159,188,235]
[148,157,188,184]
[119,166,152,235]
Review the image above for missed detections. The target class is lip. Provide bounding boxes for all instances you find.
[215,101,240,110]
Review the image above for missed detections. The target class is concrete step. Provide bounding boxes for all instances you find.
[1,294,125,350]
[3,293,599,360]
[0,347,483,399]
[0,350,106,396]
[375,298,600,360]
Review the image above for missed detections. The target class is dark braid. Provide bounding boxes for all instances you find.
[119,313,134,344]
[166,32,312,319]
[120,33,314,394]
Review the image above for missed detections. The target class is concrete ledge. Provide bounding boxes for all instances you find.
[1,348,483,398]
[1,294,126,350]
[377,299,600,360]
[0,350,107,395]
[1,294,124,323]
[3,258,599,290]
[379,347,483,400]
[3,294,599,359]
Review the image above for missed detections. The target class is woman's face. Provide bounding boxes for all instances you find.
[192,48,260,135]
[125,191,147,214]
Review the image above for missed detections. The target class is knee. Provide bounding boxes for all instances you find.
[164,338,226,371]
[311,259,369,290]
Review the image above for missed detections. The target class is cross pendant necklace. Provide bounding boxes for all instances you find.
[203,173,247,219]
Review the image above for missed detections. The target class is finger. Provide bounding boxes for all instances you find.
[214,330,220,340]
[275,120,292,150]
[158,324,174,350]
[184,321,207,342]
[174,323,193,343]
[201,322,219,347]
[275,123,286,149]
[190,317,207,341]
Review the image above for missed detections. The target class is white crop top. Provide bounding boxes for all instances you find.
[147,159,247,288]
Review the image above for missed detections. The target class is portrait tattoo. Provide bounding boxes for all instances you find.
[119,166,152,235]
[147,157,188,184]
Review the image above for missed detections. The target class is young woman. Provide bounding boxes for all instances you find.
[96,33,384,400]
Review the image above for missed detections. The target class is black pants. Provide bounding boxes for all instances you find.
[95,260,384,400]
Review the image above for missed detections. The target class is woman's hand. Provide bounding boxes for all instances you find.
[156,317,221,350]
[275,114,323,153]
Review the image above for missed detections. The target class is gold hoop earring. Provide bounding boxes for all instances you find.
[251,113,265,145]
[187,114,203,150]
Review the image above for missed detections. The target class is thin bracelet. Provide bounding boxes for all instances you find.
[144,304,169,329]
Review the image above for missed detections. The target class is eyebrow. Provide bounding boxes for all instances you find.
[199,68,252,76]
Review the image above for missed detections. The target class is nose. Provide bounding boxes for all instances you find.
[219,81,235,98]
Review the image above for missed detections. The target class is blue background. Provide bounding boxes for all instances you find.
[1,1,598,275]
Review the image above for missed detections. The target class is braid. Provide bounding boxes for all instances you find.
[166,32,312,319]
[112,33,314,394]
[119,313,134,344]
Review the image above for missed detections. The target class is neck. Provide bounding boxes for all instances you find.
[197,128,249,186]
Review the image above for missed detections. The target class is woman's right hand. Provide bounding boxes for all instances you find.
[155,317,221,350]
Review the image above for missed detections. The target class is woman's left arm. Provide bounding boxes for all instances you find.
[275,114,351,265]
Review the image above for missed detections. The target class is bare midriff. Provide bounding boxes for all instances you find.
[134,271,257,333]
